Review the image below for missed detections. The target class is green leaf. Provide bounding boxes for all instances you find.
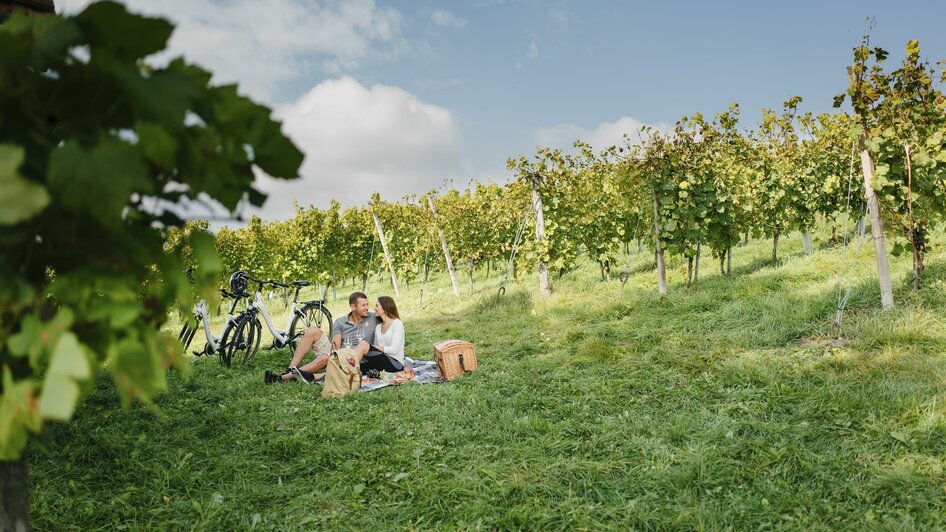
[890,430,910,444]
[8,309,75,371]
[191,232,222,276]
[246,119,303,179]
[136,122,178,169]
[0,368,42,460]
[7,314,40,359]
[108,336,166,407]
[115,67,201,128]
[904,40,919,58]
[864,137,883,152]
[0,144,50,225]
[47,333,91,380]
[30,16,82,68]
[166,58,212,88]
[76,1,173,61]
[87,301,141,329]
[37,374,82,421]
[47,138,151,227]
[38,333,91,421]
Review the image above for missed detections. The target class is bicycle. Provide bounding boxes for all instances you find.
[178,271,260,367]
[240,275,333,365]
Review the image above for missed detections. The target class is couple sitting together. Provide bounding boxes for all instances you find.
[264,291,405,384]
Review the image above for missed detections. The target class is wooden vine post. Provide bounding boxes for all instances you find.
[372,211,401,297]
[652,193,668,295]
[771,232,780,267]
[426,195,461,296]
[848,68,894,310]
[694,242,701,285]
[529,174,551,296]
[904,143,922,290]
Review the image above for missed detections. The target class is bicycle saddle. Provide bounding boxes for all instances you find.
[290,280,310,287]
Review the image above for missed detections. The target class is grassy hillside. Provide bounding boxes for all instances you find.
[29,228,946,530]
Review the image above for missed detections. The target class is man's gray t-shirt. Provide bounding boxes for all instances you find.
[332,311,377,347]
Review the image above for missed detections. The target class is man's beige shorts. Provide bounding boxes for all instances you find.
[313,331,332,358]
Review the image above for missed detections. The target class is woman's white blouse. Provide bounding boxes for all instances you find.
[374,319,405,363]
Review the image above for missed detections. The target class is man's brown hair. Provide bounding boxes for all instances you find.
[349,291,368,305]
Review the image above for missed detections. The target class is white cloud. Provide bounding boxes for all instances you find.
[526,40,539,59]
[548,8,570,29]
[55,0,407,103]
[430,9,466,28]
[248,77,462,220]
[533,116,669,152]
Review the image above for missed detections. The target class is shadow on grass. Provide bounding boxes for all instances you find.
[729,251,805,277]
[595,250,935,357]
[626,257,657,275]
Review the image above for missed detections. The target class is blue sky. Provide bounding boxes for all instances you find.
[355,0,945,176]
[58,0,946,220]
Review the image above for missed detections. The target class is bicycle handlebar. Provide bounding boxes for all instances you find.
[220,288,253,300]
[246,275,281,288]
[246,276,303,290]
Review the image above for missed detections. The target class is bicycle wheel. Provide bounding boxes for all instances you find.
[179,318,200,351]
[183,326,198,351]
[178,322,191,346]
[220,316,246,368]
[217,321,234,367]
[240,316,263,365]
[288,302,333,349]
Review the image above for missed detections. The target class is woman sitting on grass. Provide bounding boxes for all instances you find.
[354,295,405,377]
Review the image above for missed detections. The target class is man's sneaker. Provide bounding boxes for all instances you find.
[290,366,314,384]
[265,368,292,384]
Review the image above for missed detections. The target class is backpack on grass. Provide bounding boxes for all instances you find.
[321,348,363,398]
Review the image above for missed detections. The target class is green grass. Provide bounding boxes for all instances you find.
[28,228,946,530]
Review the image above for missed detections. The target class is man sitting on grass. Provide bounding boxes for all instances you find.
[264,291,376,384]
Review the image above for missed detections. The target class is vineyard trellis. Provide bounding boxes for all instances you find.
[166,39,946,315]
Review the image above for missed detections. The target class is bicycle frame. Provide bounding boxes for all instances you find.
[251,278,319,349]
[252,290,298,345]
[191,293,241,354]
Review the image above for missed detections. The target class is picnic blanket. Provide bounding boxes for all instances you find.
[358,356,445,392]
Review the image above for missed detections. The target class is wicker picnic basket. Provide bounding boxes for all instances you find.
[433,339,477,380]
